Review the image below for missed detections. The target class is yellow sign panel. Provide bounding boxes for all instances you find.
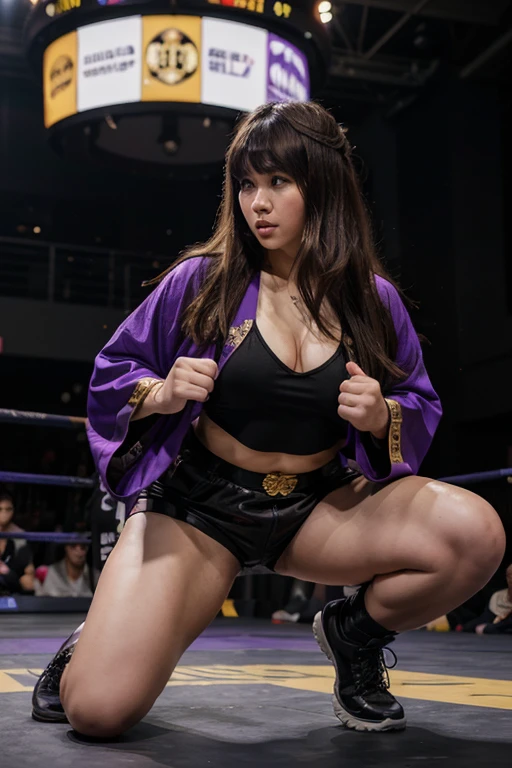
[141,16,201,103]
[43,31,78,128]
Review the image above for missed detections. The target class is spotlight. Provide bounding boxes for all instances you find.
[320,11,332,23]
[158,116,181,156]
[318,1,331,12]
[33,226,41,234]
[163,139,179,155]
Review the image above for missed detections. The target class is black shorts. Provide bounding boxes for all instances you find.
[128,428,361,571]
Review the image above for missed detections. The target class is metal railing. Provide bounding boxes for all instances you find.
[0,236,167,312]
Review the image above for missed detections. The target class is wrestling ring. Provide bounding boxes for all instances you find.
[1,407,511,768]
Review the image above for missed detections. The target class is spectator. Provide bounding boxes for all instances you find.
[424,564,512,634]
[36,541,93,598]
[0,491,34,594]
[272,579,357,623]
[472,563,512,635]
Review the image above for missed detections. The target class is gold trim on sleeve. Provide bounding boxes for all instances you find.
[226,319,253,348]
[128,377,164,415]
[384,398,403,464]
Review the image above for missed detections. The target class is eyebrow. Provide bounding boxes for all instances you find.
[237,169,287,180]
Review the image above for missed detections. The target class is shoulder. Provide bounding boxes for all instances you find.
[373,274,402,309]
[146,256,211,307]
[159,256,210,290]
[7,523,24,533]
[373,275,412,329]
[49,561,67,580]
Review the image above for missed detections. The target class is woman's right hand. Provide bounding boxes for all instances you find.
[153,357,218,415]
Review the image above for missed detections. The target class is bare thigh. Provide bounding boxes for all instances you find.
[274,474,504,586]
[61,512,240,737]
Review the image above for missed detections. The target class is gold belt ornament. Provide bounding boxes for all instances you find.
[262,472,299,497]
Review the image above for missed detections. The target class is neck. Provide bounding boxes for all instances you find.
[65,561,84,582]
[262,250,298,282]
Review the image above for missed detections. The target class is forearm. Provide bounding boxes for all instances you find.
[20,572,35,592]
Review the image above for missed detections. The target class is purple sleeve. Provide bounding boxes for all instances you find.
[349,276,443,483]
[86,257,204,495]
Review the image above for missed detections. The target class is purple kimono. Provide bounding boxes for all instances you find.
[87,256,442,513]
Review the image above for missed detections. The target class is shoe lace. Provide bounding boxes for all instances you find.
[356,646,397,695]
[40,647,73,692]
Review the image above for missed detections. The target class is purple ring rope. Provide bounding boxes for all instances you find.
[0,471,94,488]
[0,531,91,543]
[0,408,86,429]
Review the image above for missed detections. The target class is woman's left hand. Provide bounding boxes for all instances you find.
[338,362,390,438]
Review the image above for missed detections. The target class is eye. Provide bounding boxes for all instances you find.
[272,175,288,186]
[239,178,253,190]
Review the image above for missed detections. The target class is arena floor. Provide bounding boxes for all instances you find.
[1,614,511,768]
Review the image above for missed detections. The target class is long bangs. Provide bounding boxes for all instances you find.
[229,116,307,186]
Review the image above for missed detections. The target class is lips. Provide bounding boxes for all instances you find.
[256,225,278,236]
[256,220,277,229]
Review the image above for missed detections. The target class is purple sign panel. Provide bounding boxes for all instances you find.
[267,34,309,103]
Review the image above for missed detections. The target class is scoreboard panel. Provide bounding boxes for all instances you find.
[24,0,330,172]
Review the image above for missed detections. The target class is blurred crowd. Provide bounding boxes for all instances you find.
[0,491,93,598]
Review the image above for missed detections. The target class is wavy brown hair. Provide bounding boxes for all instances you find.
[148,101,408,387]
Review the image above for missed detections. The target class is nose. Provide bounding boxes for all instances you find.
[251,188,272,214]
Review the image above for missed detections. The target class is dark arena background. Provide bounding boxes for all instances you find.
[0,1,512,766]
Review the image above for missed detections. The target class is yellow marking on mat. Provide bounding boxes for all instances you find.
[0,669,43,692]
[221,599,238,617]
[2,665,512,710]
[166,666,512,710]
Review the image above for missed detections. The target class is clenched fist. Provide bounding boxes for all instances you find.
[154,357,218,415]
[338,361,389,438]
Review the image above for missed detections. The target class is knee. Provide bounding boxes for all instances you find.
[439,491,506,578]
[63,690,144,738]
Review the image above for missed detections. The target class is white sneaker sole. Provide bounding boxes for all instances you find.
[312,611,407,732]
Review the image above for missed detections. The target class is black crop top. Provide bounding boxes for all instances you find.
[204,322,350,455]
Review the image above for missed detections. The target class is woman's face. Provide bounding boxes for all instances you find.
[238,167,305,259]
[65,543,88,568]
[0,499,14,530]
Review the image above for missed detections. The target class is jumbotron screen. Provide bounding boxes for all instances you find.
[43,14,311,127]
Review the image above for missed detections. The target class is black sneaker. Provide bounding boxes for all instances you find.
[313,599,406,732]
[32,623,83,723]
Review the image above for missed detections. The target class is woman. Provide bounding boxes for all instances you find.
[32,101,505,736]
